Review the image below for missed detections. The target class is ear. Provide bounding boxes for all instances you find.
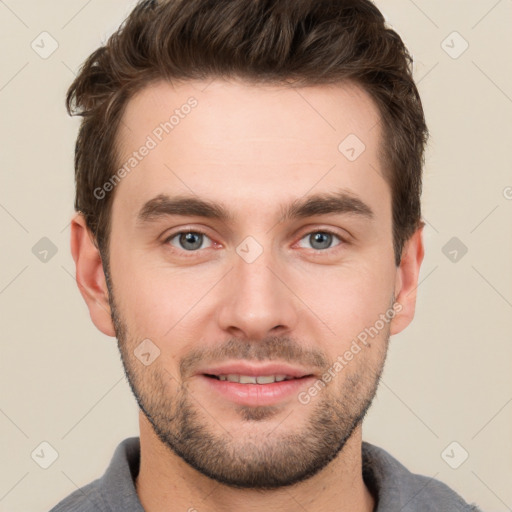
[70,212,116,337]
[390,224,425,336]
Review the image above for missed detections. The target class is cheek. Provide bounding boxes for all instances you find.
[110,224,396,346]
[291,258,395,341]
[110,250,218,340]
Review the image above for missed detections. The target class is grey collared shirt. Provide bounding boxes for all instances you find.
[49,437,483,511]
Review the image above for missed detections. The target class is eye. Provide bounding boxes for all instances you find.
[297,230,344,251]
[165,230,213,251]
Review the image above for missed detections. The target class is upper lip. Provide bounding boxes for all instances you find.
[196,362,314,378]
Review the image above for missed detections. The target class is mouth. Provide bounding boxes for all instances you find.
[196,364,317,406]
[203,373,310,384]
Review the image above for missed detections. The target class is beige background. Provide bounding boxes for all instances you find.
[1,1,511,511]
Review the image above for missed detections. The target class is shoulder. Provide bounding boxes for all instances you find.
[48,437,142,512]
[48,478,103,512]
[362,442,484,512]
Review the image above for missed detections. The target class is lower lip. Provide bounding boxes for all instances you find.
[197,374,316,406]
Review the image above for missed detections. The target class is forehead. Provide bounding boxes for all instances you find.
[112,78,388,224]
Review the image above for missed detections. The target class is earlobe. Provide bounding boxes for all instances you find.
[70,213,116,337]
[390,224,425,336]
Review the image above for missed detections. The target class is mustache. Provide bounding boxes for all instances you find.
[179,336,329,379]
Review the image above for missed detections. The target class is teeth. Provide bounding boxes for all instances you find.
[256,375,276,384]
[239,375,257,384]
[216,374,291,384]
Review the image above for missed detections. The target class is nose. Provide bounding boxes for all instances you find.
[216,247,299,340]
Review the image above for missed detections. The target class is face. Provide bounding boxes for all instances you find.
[77,78,422,489]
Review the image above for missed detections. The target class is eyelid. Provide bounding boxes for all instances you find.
[294,228,348,251]
[295,221,351,239]
[163,223,212,237]
[162,225,350,255]
[162,226,217,250]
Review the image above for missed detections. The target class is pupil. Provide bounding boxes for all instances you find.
[180,232,202,250]
[311,232,331,250]
[178,232,332,251]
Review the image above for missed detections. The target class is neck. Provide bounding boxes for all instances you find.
[135,413,375,512]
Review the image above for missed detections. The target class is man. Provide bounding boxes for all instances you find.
[51,0,484,510]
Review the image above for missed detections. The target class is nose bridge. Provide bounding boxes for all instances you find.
[216,240,298,338]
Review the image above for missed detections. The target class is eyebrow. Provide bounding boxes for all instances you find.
[136,190,374,225]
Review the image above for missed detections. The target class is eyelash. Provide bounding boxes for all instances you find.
[163,228,347,256]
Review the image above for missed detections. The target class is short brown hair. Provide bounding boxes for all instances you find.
[66,0,428,267]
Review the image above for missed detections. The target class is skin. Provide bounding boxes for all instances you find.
[71,78,424,512]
